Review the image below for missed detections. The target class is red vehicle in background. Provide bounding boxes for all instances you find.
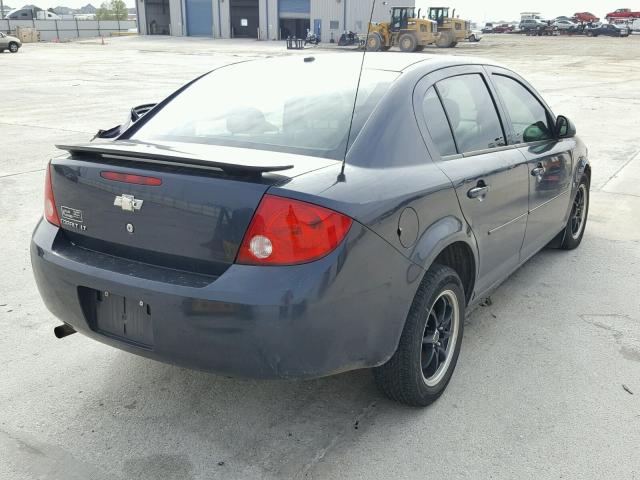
[493,23,515,33]
[605,8,640,21]
[573,12,599,23]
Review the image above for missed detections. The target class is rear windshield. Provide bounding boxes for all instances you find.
[131,59,399,160]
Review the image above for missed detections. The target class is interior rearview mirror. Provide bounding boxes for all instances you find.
[556,115,576,139]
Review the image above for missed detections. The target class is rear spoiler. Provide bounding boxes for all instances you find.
[55,142,295,177]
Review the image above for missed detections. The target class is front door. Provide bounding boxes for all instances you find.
[416,68,530,294]
[488,69,574,259]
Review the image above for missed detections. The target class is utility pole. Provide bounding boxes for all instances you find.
[0,0,5,20]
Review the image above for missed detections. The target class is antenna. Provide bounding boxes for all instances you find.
[340,0,380,181]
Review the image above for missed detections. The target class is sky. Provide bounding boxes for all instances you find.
[6,0,626,22]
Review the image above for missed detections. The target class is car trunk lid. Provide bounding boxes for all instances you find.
[50,141,339,276]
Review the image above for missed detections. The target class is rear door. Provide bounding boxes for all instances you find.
[415,66,530,294]
[487,67,574,260]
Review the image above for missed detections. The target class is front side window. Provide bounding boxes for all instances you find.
[492,75,553,144]
[422,87,457,156]
[436,74,506,153]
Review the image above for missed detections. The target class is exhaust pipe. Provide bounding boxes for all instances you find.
[54,323,77,339]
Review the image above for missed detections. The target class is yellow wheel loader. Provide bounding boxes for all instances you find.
[366,7,446,52]
[427,7,472,48]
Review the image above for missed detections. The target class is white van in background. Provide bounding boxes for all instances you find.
[6,8,61,20]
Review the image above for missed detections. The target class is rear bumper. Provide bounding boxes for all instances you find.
[31,219,418,379]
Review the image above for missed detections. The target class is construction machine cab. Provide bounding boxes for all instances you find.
[428,7,451,26]
[390,7,416,32]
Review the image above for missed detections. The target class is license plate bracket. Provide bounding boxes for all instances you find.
[81,288,154,348]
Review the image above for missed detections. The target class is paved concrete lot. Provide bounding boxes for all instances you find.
[1,35,639,479]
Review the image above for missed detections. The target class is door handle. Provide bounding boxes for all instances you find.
[467,183,490,200]
[531,165,546,177]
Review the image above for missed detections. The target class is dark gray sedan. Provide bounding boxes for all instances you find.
[31,54,590,407]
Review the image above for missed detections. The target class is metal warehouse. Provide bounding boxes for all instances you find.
[136,0,413,40]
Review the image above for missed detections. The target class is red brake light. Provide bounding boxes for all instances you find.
[44,162,61,227]
[236,194,353,266]
[100,171,162,186]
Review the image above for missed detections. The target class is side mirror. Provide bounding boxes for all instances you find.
[556,115,576,139]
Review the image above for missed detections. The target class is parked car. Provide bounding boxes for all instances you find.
[493,23,515,33]
[553,19,578,30]
[481,22,494,33]
[519,18,547,31]
[573,12,599,23]
[32,54,590,407]
[0,32,22,53]
[605,8,640,22]
[467,29,482,42]
[585,23,630,37]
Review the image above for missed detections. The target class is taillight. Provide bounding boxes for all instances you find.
[236,194,353,266]
[44,162,61,226]
[100,171,162,186]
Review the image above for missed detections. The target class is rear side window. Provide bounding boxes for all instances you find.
[492,75,553,144]
[436,74,506,153]
[422,87,457,156]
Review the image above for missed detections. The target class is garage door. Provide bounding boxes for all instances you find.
[231,0,259,38]
[186,0,213,36]
[279,0,310,18]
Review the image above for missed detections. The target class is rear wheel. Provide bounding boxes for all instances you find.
[468,34,477,42]
[398,33,417,52]
[9,42,19,53]
[373,264,465,407]
[366,33,383,52]
[560,176,590,250]
[436,31,455,48]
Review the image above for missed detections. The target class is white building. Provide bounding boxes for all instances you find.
[136,0,413,41]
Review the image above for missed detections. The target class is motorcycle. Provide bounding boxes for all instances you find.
[305,29,320,46]
[338,30,359,46]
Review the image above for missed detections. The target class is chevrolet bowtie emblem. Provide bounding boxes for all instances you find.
[114,194,143,212]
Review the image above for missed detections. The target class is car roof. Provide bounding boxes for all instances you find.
[231,53,507,77]
[359,52,505,73]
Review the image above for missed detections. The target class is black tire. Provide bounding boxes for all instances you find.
[560,175,590,250]
[436,31,455,48]
[468,34,476,42]
[366,33,383,52]
[9,42,19,53]
[381,46,391,51]
[373,264,465,407]
[398,33,417,52]
[414,45,425,51]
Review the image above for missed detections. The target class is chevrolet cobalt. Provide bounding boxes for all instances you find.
[31,54,590,406]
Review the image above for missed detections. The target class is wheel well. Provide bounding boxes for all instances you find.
[432,242,476,304]
[584,164,592,183]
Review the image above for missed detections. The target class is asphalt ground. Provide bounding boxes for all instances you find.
[1,34,639,479]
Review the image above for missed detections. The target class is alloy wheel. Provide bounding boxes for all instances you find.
[570,184,587,239]
[421,290,459,387]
